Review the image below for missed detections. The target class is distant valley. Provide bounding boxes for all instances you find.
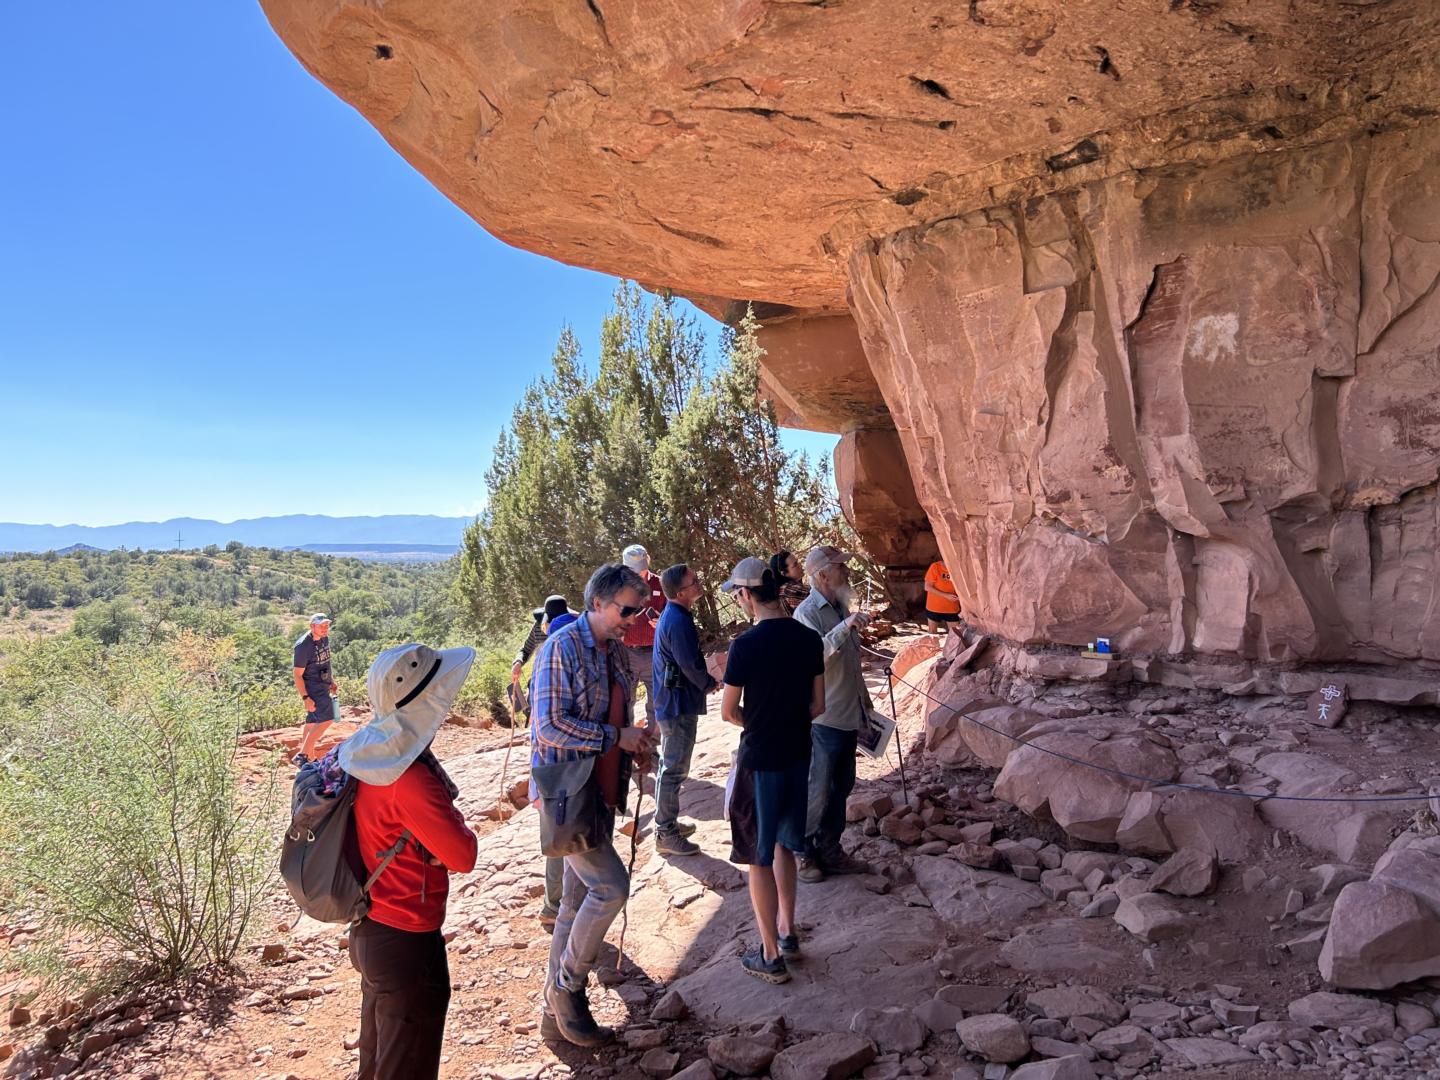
[0,515,468,559]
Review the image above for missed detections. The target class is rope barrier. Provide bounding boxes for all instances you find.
[861,640,1439,805]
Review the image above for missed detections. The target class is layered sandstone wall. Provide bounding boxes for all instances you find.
[847,127,1440,665]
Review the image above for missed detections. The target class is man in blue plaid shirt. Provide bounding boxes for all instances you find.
[533,563,658,1048]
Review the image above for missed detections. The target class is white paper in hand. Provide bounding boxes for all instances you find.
[856,707,895,759]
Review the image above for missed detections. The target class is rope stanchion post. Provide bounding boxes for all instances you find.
[884,665,908,805]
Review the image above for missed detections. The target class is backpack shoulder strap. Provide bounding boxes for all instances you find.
[362,828,414,893]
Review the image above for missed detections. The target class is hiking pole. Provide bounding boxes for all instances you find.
[615,765,645,970]
[885,666,908,804]
[497,686,522,819]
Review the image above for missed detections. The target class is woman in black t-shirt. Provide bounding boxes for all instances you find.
[719,557,824,985]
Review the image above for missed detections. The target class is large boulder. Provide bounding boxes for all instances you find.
[1255,753,1399,863]
[1318,834,1440,989]
[953,703,1042,769]
[994,732,1177,843]
[1319,882,1440,989]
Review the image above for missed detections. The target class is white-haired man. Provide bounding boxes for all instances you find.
[619,543,667,726]
[791,548,873,883]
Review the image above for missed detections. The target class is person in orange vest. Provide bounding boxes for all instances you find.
[923,559,962,634]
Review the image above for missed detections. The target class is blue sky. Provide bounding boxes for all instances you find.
[1,3,836,528]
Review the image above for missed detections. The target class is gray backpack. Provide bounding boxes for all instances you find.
[280,759,411,924]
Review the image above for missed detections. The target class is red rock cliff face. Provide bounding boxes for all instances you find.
[260,0,1440,667]
[849,131,1440,664]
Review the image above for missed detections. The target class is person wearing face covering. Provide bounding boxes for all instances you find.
[791,546,874,884]
[337,643,480,1080]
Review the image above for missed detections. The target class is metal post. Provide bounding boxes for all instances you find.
[885,665,908,804]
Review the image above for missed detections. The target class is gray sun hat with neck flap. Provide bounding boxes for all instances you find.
[338,643,476,786]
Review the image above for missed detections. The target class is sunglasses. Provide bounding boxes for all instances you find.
[610,601,644,618]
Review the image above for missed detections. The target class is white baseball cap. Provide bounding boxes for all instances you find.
[803,545,856,575]
[622,544,650,572]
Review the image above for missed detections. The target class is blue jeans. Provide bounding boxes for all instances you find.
[547,839,630,992]
[540,855,563,918]
[805,724,857,862]
[655,713,698,834]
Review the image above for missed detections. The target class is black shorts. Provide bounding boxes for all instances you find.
[729,760,809,867]
[304,694,336,724]
[926,609,959,623]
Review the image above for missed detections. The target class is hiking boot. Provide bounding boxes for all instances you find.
[539,1010,563,1042]
[674,819,698,838]
[821,850,870,876]
[741,946,791,984]
[655,831,701,857]
[777,933,801,959]
[545,976,614,1047]
[796,856,825,884]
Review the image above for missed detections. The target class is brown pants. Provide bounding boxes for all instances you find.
[349,918,451,1080]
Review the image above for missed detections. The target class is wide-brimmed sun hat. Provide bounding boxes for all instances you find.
[338,643,475,785]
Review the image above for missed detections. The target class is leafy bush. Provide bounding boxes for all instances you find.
[454,646,516,724]
[0,645,278,982]
[72,597,141,645]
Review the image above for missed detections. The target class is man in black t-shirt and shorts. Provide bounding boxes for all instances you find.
[292,613,339,767]
[720,557,825,985]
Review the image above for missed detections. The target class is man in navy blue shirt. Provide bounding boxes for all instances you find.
[651,564,718,856]
[292,613,339,767]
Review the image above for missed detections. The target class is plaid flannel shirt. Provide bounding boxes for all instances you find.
[528,614,632,801]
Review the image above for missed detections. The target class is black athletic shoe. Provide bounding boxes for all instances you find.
[741,947,791,984]
[777,934,800,958]
[544,976,615,1047]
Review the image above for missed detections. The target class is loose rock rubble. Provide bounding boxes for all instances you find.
[5,633,1440,1080]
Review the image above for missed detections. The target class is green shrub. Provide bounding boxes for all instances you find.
[453,647,514,724]
[0,646,278,983]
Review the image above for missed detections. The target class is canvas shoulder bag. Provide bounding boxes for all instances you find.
[532,756,610,857]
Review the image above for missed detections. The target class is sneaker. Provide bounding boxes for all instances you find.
[796,856,825,884]
[741,946,791,984]
[544,976,614,1047]
[777,934,801,958]
[675,819,698,838]
[655,831,701,857]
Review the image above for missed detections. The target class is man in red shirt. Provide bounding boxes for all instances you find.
[620,543,667,725]
[339,643,479,1080]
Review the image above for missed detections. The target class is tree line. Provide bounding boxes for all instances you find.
[454,284,849,640]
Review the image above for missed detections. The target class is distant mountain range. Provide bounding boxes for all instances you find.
[0,515,470,554]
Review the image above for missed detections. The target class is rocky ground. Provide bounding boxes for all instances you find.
[3,630,1440,1080]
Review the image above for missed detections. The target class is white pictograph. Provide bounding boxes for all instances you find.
[1319,684,1342,701]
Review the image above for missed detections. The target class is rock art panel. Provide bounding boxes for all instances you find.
[848,128,1440,668]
